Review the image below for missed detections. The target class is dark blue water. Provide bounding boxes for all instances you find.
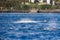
[0,13,60,40]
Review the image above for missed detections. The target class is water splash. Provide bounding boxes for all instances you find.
[13,18,39,23]
[44,19,57,30]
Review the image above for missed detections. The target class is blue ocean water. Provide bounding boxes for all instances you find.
[0,13,60,40]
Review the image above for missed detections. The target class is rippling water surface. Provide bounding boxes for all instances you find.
[0,13,60,40]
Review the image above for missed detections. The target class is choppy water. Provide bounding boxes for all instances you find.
[0,13,60,40]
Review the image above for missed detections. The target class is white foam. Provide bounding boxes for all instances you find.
[44,20,57,30]
[13,18,39,23]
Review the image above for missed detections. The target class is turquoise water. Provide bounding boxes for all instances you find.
[0,13,60,40]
